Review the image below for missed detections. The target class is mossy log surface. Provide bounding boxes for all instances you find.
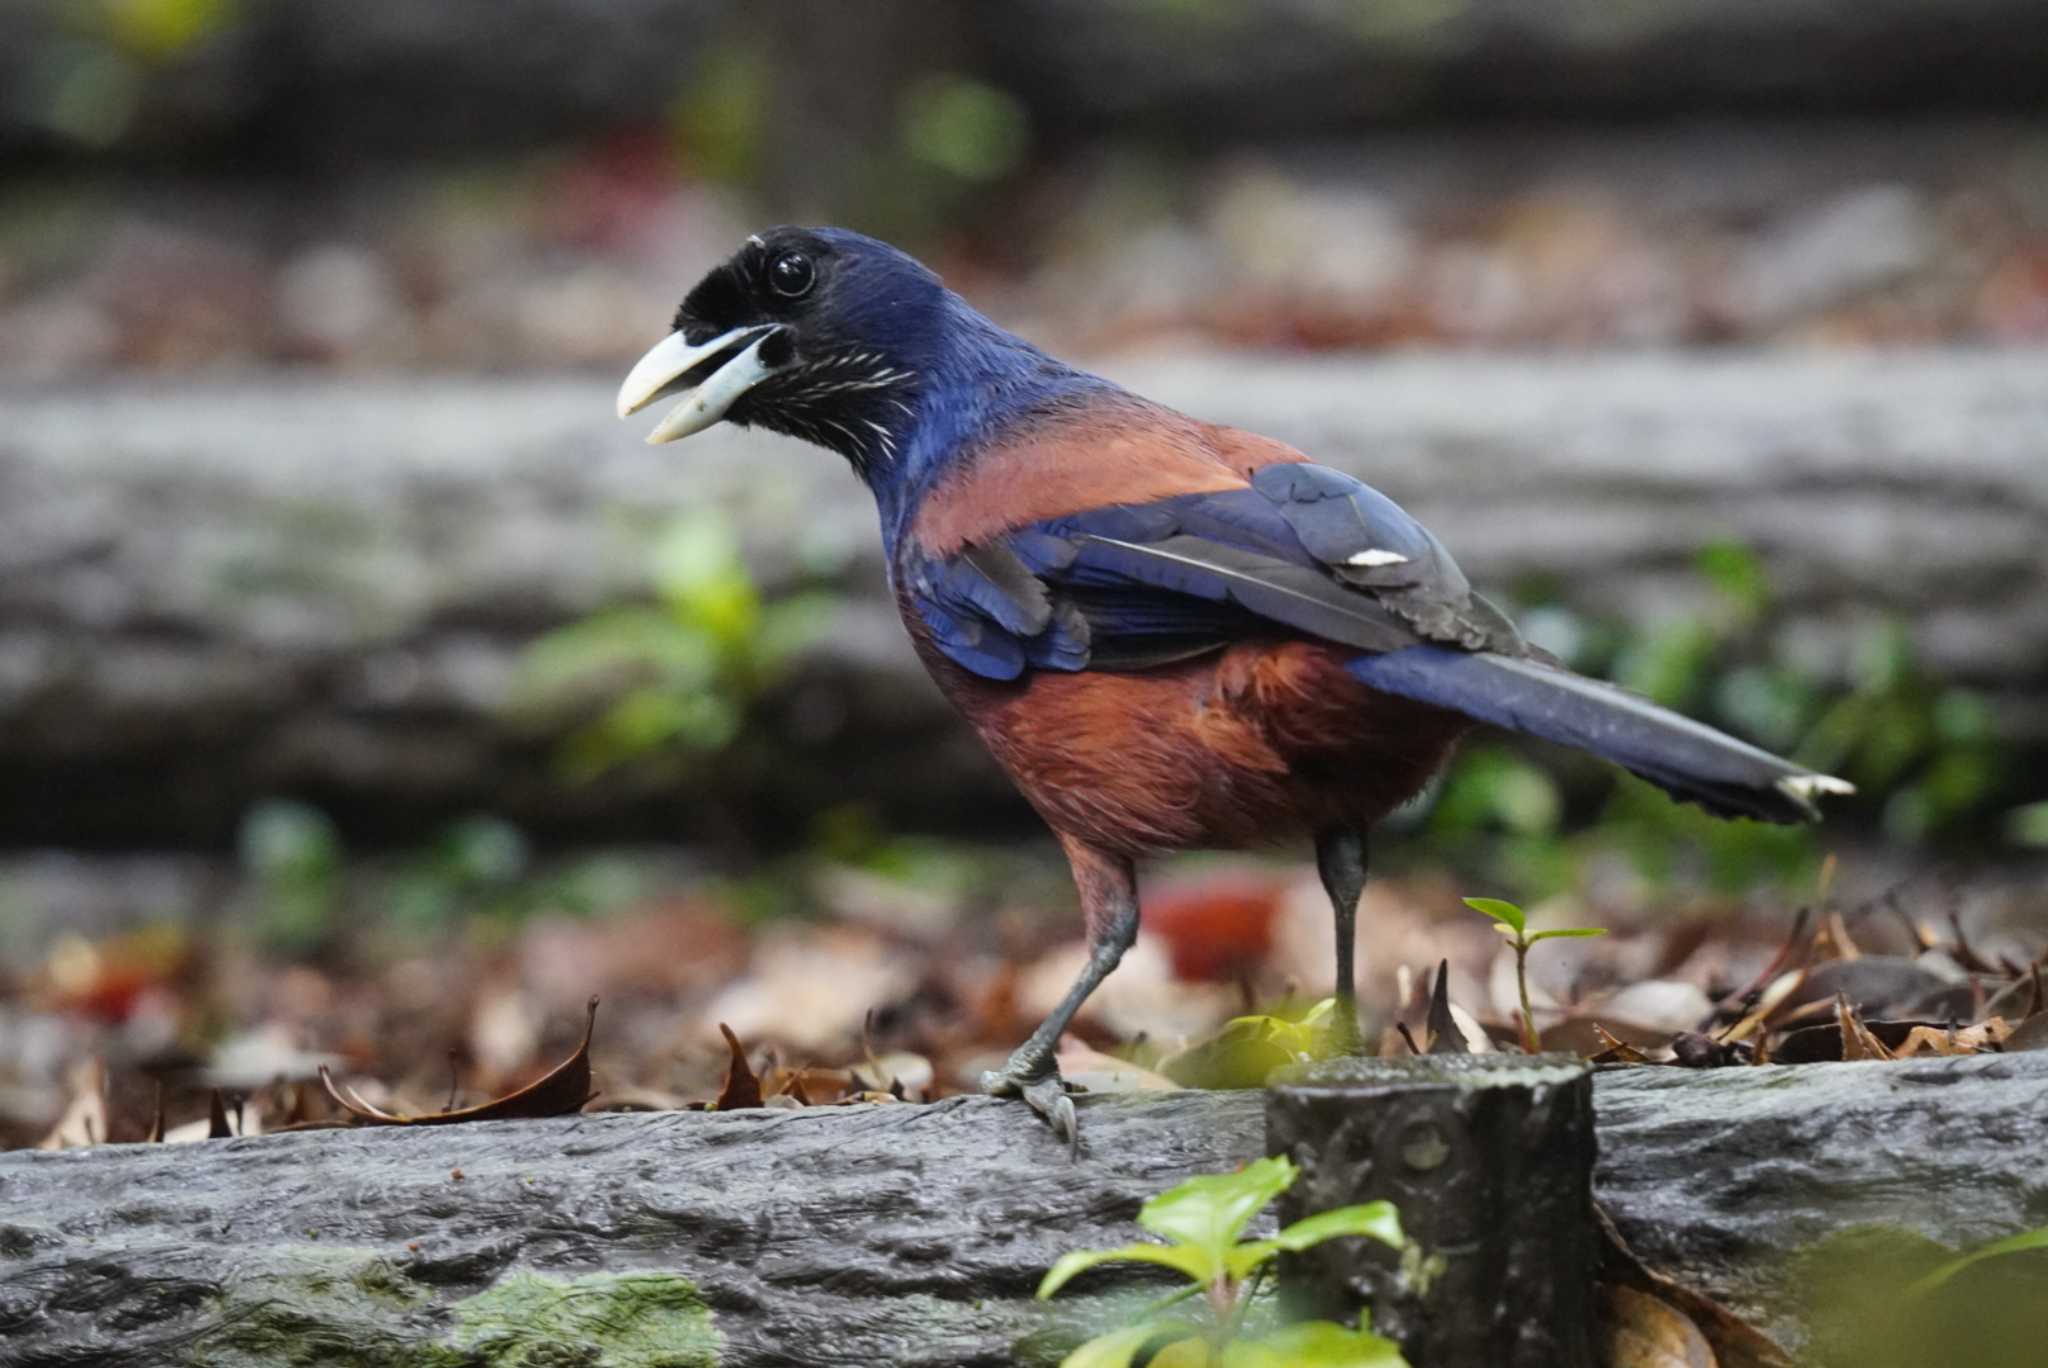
[5,350,2043,847]
[1,1053,2043,1366]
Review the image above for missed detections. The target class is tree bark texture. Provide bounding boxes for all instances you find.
[3,349,2044,846]
[1268,1054,1598,1368]
[0,1053,2043,1366]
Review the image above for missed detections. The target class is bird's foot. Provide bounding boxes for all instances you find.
[980,1053,1083,1153]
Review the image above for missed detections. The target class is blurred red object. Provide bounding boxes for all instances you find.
[1144,876,1285,982]
[39,927,190,1024]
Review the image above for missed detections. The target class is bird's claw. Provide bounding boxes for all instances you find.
[980,1057,1084,1154]
[1023,1075,1080,1153]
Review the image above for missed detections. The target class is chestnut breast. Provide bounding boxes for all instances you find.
[904,609,1471,858]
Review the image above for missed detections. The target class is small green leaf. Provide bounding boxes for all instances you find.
[1037,1243,1214,1301]
[1223,1238,1281,1280]
[1273,1202,1406,1255]
[1526,927,1609,943]
[1224,1201,1406,1280]
[1158,1002,1335,1089]
[1905,1224,2048,1298]
[1135,1156,1298,1274]
[1462,897,1525,934]
[1143,1337,1214,1368]
[1219,1318,1409,1368]
[1058,1321,1205,1368]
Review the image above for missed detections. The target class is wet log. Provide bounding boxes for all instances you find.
[3,349,2044,846]
[0,1053,2042,1367]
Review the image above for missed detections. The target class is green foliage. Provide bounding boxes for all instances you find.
[192,1257,720,1368]
[236,797,667,948]
[1906,1224,2048,1298]
[1795,1224,2048,1368]
[1039,1156,1409,1368]
[1460,896,1525,934]
[384,815,532,933]
[25,0,241,149]
[900,74,1032,182]
[1797,624,2003,842]
[1463,896,1606,1051]
[97,0,238,59]
[2005,800,2048,848]
[1428,748,1562,838]
[668,37,770,183]
[1157,998,1340,1090]
[448,1270,721,1367]
[515,512,831,780]
[239,799,343,953]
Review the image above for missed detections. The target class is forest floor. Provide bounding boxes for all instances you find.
[5,833,2042,1152]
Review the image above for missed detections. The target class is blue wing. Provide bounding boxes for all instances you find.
[904,459,1846,825]
[905,462,1522,682]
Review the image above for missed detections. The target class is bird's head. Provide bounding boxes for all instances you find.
[616,226,949,473]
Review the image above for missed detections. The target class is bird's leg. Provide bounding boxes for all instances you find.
[981,838,1138,1149]
[1314,828,1369,1056]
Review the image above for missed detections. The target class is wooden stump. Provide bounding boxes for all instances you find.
[1267,1053,1598,1368]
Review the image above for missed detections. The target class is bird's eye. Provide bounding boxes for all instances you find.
[769,252,814,299]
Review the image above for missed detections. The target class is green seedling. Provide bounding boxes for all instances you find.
[1463,897,1606,1053]
[1037,1155,1409,1368]
[1906,1224,2048,1298]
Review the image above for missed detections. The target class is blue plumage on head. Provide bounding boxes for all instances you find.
[668,226,1112,538]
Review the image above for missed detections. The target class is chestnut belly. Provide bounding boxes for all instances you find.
[917,636,1472,858]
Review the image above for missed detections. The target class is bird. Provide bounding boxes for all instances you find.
[616,226,1852,1144]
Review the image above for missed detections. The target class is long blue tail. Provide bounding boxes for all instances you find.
[1349,646,1852,824]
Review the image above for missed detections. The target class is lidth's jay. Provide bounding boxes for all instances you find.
[618,227,1852,1142]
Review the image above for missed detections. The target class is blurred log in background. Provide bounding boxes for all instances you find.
[3,352,2044,847]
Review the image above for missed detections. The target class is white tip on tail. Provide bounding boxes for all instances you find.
[1777,773,1857,802]
[1347,548,1409,568]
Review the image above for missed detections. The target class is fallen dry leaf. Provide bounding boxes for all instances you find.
[2006,1012,2048,1052]
[320,996,598,1126]
[36,1058,108,1150]
[1836,995,1893,1062]
[1669,1032,1747,1069]
[1769,1009,2013,1064]
[163,1093,265,1144]
[1425,958,1471,1055]
[1598,1205,1792,1368]
[1056,1041,1182,1094]
[1603,1283,1717,1367]
[1589,1022,1656,1066]
[1892,1018,2011,1058]
[1787,957,1971,1022]
[714,1022,763,1111]
[1546,1016,1665,1059]
[1721,968,1807,1045]
[861,1050,934,1100]
[208,1089,234,1139]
